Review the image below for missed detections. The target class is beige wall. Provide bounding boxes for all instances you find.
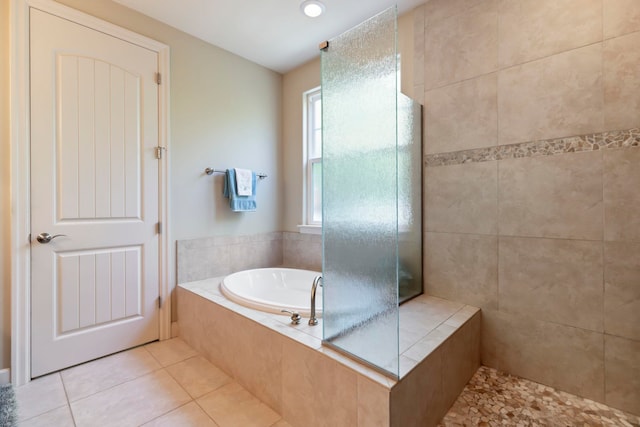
[281,11,415,231]
[1,0,11,371]
[281,58,320,232]
[54,0,283,240]
[417,0,640,415]
[2,0,283,371]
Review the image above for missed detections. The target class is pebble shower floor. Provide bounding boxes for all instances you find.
[439,366,640,427]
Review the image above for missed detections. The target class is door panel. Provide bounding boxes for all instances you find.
[30,8,160,377]
[58,56,142,221]
[56,247,142,334]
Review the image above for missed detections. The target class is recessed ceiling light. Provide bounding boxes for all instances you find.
[300,0,325,18]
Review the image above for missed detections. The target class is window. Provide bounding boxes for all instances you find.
[304,87,322,227]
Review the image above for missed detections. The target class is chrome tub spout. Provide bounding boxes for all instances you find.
[309,275,322,326]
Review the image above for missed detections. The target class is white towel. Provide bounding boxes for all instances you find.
[234,168,253,196]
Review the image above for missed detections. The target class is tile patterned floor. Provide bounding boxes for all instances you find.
[15,339,640,426]
[439,366,640,427]
[14,338,291,427]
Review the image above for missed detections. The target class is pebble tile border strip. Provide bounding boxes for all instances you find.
[439,366,640,427]
[426,128,640,167]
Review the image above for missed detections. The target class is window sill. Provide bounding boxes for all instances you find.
[297,224,322,235]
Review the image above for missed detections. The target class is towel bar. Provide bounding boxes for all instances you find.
[205,167,267,180]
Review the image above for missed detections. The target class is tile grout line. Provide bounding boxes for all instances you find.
[599,9,606,400]
[495,149,500,316]
[155,365,195,423]
[59,372,78,427]
[601,139,607,406]
[192,397,221,427]
[62,346,166,406]
[426,228,611,244]
[139,400,199,427]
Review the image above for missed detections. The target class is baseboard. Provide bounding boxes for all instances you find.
[0,369,10,385]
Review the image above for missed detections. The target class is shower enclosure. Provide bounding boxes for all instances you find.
[321,7,423,379]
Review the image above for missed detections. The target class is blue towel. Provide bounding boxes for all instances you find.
[223,168,257,212]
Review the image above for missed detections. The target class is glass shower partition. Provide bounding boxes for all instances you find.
[321,7,404,378]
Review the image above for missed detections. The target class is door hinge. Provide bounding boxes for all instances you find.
[155,146,165,159]
[157,221,162,234]
[155,72,161,85]
[157,296,162,309]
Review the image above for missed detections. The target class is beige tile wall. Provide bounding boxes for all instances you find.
[425,74,498,153]
[176,233,283,284]
[498,44,604,145]
[177,231,322,283]
[417,0,640,415]
[498,151,603,240]
[282,231,322,271]
[177,232,322,285]
[178,285,481,427]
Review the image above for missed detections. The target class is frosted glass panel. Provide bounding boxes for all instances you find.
[321,7,399,377]
[398,94,423,303]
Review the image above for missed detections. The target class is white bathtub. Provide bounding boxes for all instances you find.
[220,268,322,317]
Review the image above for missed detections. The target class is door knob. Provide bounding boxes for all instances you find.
[36,233,67,244]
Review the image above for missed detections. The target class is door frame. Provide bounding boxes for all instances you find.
[10,0,172,385]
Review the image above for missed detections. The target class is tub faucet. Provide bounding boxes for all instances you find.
[309,275,322,326]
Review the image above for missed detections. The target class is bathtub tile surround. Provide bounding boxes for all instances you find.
[357,377,390,427]
[177,285,285,413]
[417,0,640,416]
[390,350,443,427]
[441,313,481,409]
[178,278,481,427]
[177,231,322,285]
[439,366,640,426]
[282,339,358,427]
[282,231,322,271]
[177,232,283,284]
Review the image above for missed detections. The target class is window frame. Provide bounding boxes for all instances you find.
[303,87,322,227]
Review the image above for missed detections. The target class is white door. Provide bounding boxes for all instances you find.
[30,8,160,377]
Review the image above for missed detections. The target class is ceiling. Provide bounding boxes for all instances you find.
[112,0,425,74]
